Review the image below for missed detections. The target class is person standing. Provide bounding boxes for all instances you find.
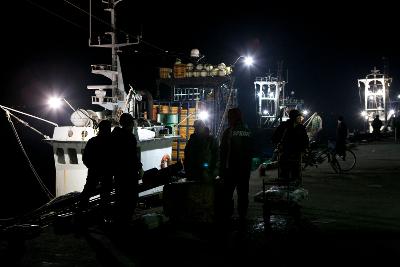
[393,111,400,143]
[371,114,383,140]
[111,113,142,226]
[308,112,323,142]
[219,108,253,223]
[78,120,113,219]
[336,115,348,157]
[184,120,219,182]
[272,109,309,185]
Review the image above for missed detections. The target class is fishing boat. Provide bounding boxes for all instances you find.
[1,0,177,200]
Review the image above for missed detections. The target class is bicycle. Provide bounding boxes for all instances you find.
[302,142,356,173]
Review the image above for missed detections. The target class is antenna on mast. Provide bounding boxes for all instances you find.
[382,56,389,76]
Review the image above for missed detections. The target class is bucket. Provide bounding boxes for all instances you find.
[172,141,187,151]
[173,64,186,78]
[152,106,157,121]
[160,105,169,114]
[165,114,178,124]
[170,106,179,114]
[159,68,172,78]
[172,150,185,160]
[157,113,178,125]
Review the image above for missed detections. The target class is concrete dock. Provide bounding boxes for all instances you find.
[1,139,400,266]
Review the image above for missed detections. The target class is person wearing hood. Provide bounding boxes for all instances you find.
[78,119,113,220]
[111,113,142,225]
[184,119,219,182]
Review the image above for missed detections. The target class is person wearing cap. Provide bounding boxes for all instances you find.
[78,119,113,221]
[219,108,253,224]
[272,109,309,184]
[111,113,142,225]
[184,119,218,182]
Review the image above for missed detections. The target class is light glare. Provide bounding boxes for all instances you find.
[244,56,254,66]
[199,111,209,121]
[48,97,63,109]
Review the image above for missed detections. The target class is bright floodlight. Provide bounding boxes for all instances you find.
[48,97,63,109]
[198,111,209,121]
[398,94,400,99]
[302,109,309,116]
[361,111,367,117]
[263,110,269,115]
[243,56,254,66]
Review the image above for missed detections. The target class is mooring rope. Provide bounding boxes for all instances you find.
[2,108,54,200]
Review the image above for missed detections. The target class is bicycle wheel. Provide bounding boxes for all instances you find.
[329,156,341,174]
[302,151,314,170]
[302,150,327,171]
[315,150,329,164]
[334,148,356,172]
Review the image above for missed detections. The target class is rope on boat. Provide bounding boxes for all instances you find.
[303,112,316,128]
[216,84,235,139]
[0,104,58,127]
[1,107,54,200]
[8,112,50,140]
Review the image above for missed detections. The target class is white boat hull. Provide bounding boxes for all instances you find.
[49,126,175,197]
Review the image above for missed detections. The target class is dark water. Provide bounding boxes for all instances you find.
[0,115,55,219]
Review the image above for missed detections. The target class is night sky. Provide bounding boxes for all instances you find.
[1,1,400,214]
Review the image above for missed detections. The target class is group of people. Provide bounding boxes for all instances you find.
[272,110,350,184]
[78,113,142,227]
[78,107,355,227]
[184,108,253,223]
[79,108,254,226]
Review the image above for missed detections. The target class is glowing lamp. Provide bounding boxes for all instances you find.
[243,56,254,66]
[198,111,209,121]
[48,97,63,109]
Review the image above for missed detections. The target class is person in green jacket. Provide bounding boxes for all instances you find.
[184,120,219,182]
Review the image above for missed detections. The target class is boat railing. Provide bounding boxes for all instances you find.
[91,96,118,103]
[91,64,112,71]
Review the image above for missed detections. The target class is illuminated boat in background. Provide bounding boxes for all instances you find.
[254,74,306,128]
[45,0,179,198]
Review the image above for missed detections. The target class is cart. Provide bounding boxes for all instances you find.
[254,178,308,228]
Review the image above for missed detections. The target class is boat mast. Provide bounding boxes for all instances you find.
[87,0,140,120]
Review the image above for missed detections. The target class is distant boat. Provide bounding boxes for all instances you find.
[254,75,306,128]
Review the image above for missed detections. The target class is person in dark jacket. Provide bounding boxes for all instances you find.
[393,111,400,143]
[220,108,253,223]
[79,119,113,217]
[272,109,309,184]
[111,113,142,225]
[336,115,348,157]
[184,120,219,182]
[371,114,383,140]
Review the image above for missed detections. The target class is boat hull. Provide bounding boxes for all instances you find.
[48,126,175,197]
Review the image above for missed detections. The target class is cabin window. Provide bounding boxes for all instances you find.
[56,148,65,164]
[67,148,78,164]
